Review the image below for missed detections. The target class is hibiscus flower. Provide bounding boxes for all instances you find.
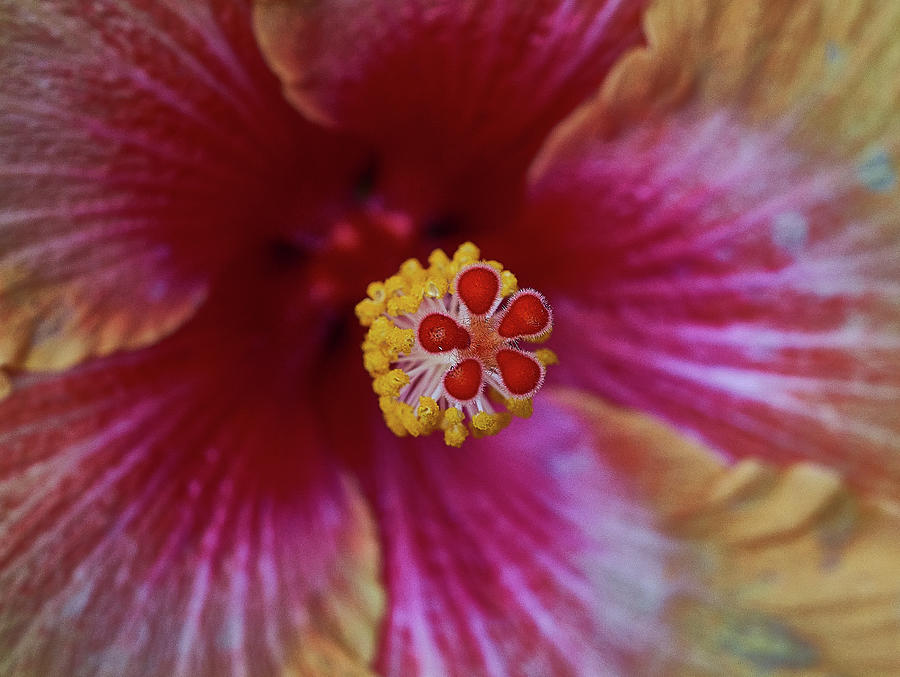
[1,0,899,675]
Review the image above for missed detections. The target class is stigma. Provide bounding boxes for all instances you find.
[357,242,556,446]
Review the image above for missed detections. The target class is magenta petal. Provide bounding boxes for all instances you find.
[510,110,900,498]
[254,0,646,212]
[495,0,900,498]
[0,0,358,369]
[370,401,674,676]
[0,319,381,676]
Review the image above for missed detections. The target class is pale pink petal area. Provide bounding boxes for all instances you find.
[0,307,384,676]
[370,397,676,677]
[496,0,900,497]
[0,0,359,372]
[253,0,646,211]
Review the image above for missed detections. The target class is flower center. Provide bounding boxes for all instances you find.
[357,242,556,446]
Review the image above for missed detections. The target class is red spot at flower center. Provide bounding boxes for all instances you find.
[418,313,470,352]
[443,358,483,401]
[498,292,551,338]
[307,205,416,307]
[496,349,543,396]
[457,264,500,315]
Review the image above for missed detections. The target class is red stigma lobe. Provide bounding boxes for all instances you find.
[456,264,501,315]
[497,291,551,338]
[496,349,543,396]
[418,313,469,352]
[443,358,483,401]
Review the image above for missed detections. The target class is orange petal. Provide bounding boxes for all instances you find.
[540,0,900,154]
[286,631,379,676]
[286,489,386,677]
[555,389,900,675]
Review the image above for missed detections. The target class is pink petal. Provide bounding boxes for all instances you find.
[0,308,383,676]
[369,398,675,676]
[253,0,646,213]
[494,0,900,497]
[0,0,360,371]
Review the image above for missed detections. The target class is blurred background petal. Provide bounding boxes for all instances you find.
[0,0,362,374]
[485,0,900,497]
[366,396,677,676]
[556,389,900,676]
[0,299,384,676]
[253,0,646,219]
[3,0,898,674]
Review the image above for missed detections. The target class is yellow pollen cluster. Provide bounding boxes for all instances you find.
[358,242,551,447]
[360,317,414,375]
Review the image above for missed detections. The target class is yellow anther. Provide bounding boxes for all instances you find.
[379,397,408,437]
[471,411,512,437]
[444,426,468,447]
[397,402,423,436]
[450,242,480,274]
[399,258,426,281]
[363,318,414,376]
[363,350,389,376]
[427,248,452,271]
[385,326,414,354]
[441,408,469,447]
[453,241,480,263]
[386,292,422,317]
[406,281,426,299]
[384,275,407,297]
[416,397,442,433]
[442,407,463,426]
[367,316,394,341]
[500,270,518,297]
[366,281,386,302]
[373,369,410,397]
[423,276,448,299]
[355,298,385,327]
[534,348,559,366]
[505,397,533,418]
